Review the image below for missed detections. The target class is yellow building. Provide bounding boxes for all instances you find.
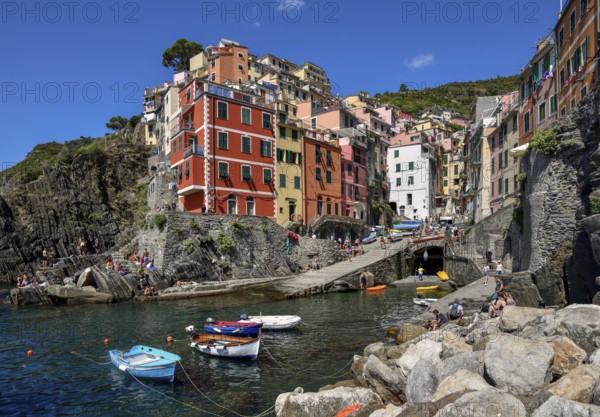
[247,53,263,83]
[292,62,331,95]
[275,98,304,225]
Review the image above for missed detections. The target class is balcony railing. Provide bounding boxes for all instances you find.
[184,145,204,159]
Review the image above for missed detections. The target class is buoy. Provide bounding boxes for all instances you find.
[166,336,174,344]
[104,338,110,345]
[27,350,33,357]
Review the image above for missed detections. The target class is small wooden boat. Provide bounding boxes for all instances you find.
[416,285,439,292]
[238,314,302,330]
[109,345,180,382]
[437,271,449,282]
[185,326,260,360]
[413,297,438,306]
[366,285,387,292]
[204,319,264,337]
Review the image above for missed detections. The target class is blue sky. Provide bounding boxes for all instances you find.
[0,0,559,166]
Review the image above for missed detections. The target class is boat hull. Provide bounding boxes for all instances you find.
[366,285,387,292]
[190,333,260,360]
[109,345,180,382]
[437,271,449,282]
[204,321,263,337]
[239,315,302,330]
[416,285,439,292]
[413,297,437,306]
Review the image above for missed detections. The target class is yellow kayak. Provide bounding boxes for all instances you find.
[416,285,439,292]
[437,271,449,282]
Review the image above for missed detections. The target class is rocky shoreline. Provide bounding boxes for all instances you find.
[274,303,600,416]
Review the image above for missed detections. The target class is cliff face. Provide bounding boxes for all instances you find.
[513,86,600,306]
[0,143,149,283]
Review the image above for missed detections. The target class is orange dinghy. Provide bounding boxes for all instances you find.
[366,285,387,292]
[336,404,363,417]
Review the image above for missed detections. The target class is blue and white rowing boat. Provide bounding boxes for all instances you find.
[109,345,181,382]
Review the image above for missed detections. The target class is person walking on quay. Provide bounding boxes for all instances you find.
[416,264,425,282]
[485,249,493,265]
[496,261,503,277]
[492,275,504,302]
[482,264,490,286]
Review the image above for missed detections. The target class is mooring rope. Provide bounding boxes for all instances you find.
[178,360,276,417]
[260,342,354,380]
[125,369,223,416]
[70,351,111,365]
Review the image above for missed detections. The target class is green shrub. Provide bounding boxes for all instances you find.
[231,220,251,233]
[189,220,200,231]
[200,234,213,244]
[513,206,524,232]
[182,239,194,251]
[218,234,235,251]
[529,128,558,156]
[172,227,183,235]
[260,222,269,233]
[150,214,167,229]
[591,197,600,215]
[517,172,527,185]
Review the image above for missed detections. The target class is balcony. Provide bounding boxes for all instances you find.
[184,144,204,159]
[470,160,482,166]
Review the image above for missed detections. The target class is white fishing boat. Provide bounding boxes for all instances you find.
[238,314,301,330]
[185,326,260,360]
[413,297,437,307]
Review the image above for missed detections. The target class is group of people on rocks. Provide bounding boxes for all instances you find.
[77,237,101,256]
[428,298,464,330]
[481,249,514,316]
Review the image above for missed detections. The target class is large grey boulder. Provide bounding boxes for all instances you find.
[76,267,95,288]
[433,389,527,417]
[431,369,492,402]
[274,387,383,417]
[465,318,503,345]
[364,342,389,361]
[542,365,600,403]
[589,348,600,366]
[369,404,407,417]
[582,214,600,264]
[405,356,442,404]
[440,351,485,381]
[46,285,112,304]
[545,304,600,353]
[484,334,554,394]
[394,324,428,344]
[550,336,587,378]
[532,395,600,417]
[361,355,406,406]
[351,355,368,387]
[395,339,442,378]
[499,306,555,333]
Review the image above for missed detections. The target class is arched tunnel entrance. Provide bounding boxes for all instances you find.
[409,247,445,277]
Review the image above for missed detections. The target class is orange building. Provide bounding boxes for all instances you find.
[556,0,598,114]
[170,80,276,216]
[190,39,250,85]
[302,132,342,224]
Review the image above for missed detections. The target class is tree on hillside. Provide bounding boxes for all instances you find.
[127,115,142,130]
[106,116,128,132]
[162,39,203,72]
[399,83,410,93]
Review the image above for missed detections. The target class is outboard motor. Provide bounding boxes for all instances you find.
[205,317,214,323]
[240,314,248,320]
[185,325,195,334]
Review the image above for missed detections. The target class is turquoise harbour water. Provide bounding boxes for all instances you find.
[0,286,426,417]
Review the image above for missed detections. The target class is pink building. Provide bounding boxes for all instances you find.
[390,131,428,146]
[337,128,368,219]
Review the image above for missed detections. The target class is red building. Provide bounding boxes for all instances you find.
[170,80,276,216]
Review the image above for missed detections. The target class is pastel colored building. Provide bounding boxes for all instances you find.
[336,128,368,219]
[169,81,276,216]
[302,132,342,224]
[556,0,598,115]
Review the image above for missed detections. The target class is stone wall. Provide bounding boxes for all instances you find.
[512,86,600,306]
[137,213,342,283]
[444,254,482,287]
[465,204,515,269]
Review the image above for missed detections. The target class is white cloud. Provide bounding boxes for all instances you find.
[277,0,306,11]
[406,54,435,70]
[255,21,261,27]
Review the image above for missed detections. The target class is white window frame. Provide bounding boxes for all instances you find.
[217,101,228,120]
[217,131,229,149]
[241,136,251,154]
[241,164,252,182]
[218,161,229,179]
[241,107,252,125]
